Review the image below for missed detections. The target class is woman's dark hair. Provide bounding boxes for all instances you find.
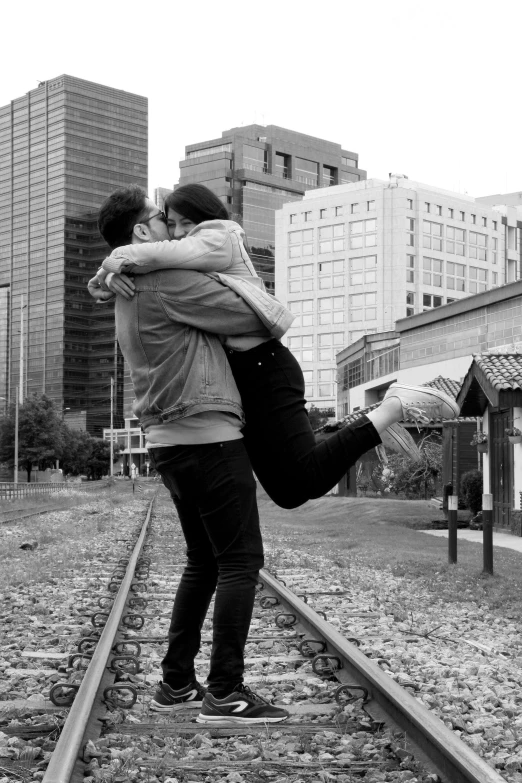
[98,184,148,249]
[164,183,229,225]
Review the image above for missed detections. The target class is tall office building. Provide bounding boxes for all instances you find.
[275,174,521,410]
[0,75,147,434]
[177,124,366,291]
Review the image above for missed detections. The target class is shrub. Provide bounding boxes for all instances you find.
[460,470,483,515]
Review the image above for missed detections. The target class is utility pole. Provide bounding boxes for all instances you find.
[110,376,114,477]
[19,295,24,405]
[14,386,19,485]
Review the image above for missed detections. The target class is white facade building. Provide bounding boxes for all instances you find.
[275,175,521,410]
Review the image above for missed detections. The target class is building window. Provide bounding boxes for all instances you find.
[274,152,290,179]
[423,294,443,310]
[493,220,498,230]
[318,332,344,361]
[469,231,487,261]
[406,255,415,283]
[482,217,487,227]
[322,165,337,186]
[318,259,345,288]
[319,224,344,253]
[288,228,313,258]
[318,368,335,397]
[448,208,454,218]
[289,214,297,224]
[367,200,376,212]
[295,158,319,187]
[320,209,328,219]
[303,211,312,222]
[424,202,430,213]
[342,156,357,167]
[436,205,442,216]
[243,144,268,173]
[460,211,465,221]
[447,262,465,291]
[350,218,377,249]
[350,292,377,322]
[406,291,415,316]
[492,271,498,286]
[335,206,343,217]
[302,370,313,397]
[287,334,314,363]
[492,237,497,264]
[288,299,314,327]
[406,217,415,246]
[469,267,488,293]
[423,256,443,287]
[350,255,378,285]
[318,296,345,325]
[471,214,476,224]
[288,264,314,293]
[407,198,413,210]
[351,203,360,214]
[446,226,465,256]
[423,220,443,251]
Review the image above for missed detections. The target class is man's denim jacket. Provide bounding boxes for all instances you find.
[115,268,270,428]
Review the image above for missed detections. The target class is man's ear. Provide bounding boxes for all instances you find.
[132,223,150,243]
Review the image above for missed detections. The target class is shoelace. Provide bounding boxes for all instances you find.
[236,684,269,704]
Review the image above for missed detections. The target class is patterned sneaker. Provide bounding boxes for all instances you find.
[380,423,422,462]
[196,683,289,725]
[150,680,206,712]
[383,383,459,424]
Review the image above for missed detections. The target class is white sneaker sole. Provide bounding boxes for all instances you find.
[150,699,203,712]
[196,713,289,724]
[381,424,422,462]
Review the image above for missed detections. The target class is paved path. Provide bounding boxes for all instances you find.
[420,528,522,553]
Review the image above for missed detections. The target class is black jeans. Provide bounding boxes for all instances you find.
[149,440,263,696]
[226,339,382,509]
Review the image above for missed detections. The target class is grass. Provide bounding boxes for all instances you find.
[256,488,522,621]
[0,480,157,591]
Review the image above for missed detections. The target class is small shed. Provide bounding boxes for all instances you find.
[457,353,522,531]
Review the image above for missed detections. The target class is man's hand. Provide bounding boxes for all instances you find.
[107,272,135,300]
[88,275,114,301]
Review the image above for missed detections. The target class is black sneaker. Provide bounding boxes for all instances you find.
[150,680,206,712]
[196,683,289,725]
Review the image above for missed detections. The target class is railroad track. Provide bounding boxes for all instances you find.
[0,489,509,783]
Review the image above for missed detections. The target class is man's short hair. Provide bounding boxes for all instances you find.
[98,185,148,249]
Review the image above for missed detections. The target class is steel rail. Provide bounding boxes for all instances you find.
[260,568,505,783]
[42,497,156,783]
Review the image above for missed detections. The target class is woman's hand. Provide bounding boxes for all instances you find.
[107,272,136,300]
[87,275,114,301]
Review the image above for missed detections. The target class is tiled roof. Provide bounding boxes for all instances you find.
[421,376,461,400]
[473,353,522,391]
[319,377,465,433]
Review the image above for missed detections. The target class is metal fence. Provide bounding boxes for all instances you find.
[0,480,109,500]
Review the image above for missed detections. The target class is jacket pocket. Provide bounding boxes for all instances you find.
[202,343,213,388]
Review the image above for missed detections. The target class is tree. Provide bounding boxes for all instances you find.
[85,438,121,480]
[60,428,94,477]
[0,394,66,482]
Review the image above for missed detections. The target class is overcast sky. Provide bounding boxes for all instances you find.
[3,0,521,200]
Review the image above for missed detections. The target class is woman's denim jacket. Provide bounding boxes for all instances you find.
[102,220,294,347]
[115,268,270,428]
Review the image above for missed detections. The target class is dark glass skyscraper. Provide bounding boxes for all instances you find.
[0,75,147,434]
[178,124,366,291]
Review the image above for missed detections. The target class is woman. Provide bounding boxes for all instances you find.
[93,184,459,509]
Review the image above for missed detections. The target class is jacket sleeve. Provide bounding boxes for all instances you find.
[102,224,234,275]
[157,270,271,337]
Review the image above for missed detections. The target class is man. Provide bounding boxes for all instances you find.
[95,185,289,725]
